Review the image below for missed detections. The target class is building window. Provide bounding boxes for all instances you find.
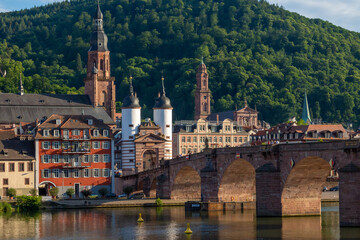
[214,137,217,143]
[73,169,79,178]
[234,137,237,143]
[42,141,50,149]
[93,141,100,149]
[63,169,69,178]
[9,163,15,172]
[43,169,50,178]
[28,162,33,171]
[193,137,197,142]
[3,178,8,185]
[93,129,99,136]
[166,125,170,128]
[53,155,59,163]
[84,155,89,163]
[18,163,25,172]
[24,178,30,185]
[209,137,212,143]
[84,169,89,178]
[103,129,109,137]
[94,169,100,177]
[182,137,185,143]
[200,137,203,143]
[63,130,69,138]
[103,169,110,177]
[129,124,134,128]
[225,137,231,143]
[53,169,60,178]
[54,130,60,137]
[103,154,110,163]
[182,148,186,155]
[187,137,191,143]
[103,141,110,149]
[239,137,243,142]
[219,137,223,143]
[63,142,69,149]
[0,163,5,172]
[72,129,80,136]
[53,141,60,149]
[43,155,50,163]
[93,155,99,163]
[64,155,69,163]
[43,129,50,136]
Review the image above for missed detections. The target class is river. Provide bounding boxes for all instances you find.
[1,202,360,239]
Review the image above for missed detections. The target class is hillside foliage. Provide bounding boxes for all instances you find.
[0,0,360,125]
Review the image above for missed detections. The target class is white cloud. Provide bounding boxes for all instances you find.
[267,0,360,32]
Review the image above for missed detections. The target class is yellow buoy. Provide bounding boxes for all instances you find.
[184,223,192,234]
[137,213,144,222]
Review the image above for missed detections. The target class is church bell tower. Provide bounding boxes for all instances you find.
[84,2,116,120]
[194,58,211,120]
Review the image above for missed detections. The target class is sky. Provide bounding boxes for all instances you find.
[0,0,359,32]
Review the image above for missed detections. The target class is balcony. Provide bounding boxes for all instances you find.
[62,148,91,154]
[62,162,91,168]
[62,136,90,140]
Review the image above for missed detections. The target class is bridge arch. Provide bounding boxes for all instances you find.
[281,156,331,216]
[218,158,256,202]
[171,166,201,200]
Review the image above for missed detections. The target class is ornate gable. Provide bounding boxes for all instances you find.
[134,133,166,143]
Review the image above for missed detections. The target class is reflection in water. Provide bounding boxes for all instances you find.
[1,203,360,239]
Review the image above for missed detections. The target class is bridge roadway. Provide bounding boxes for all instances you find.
[117,140,360,227]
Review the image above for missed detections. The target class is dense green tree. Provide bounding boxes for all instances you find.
[0,0,360,125]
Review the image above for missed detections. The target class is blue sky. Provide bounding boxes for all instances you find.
[0,0,359,32]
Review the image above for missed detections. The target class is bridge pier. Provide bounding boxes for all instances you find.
[156,174,171,199]
[256,163,282,216]
[200,168,219,202]
[339,163,360,227]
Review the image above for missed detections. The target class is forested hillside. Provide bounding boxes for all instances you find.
[0,0,360,125]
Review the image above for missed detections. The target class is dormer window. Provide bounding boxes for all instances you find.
[56,119,61,125]
[103,129,109,137]
[93,129,99,137]
[88,119,93,125]
[54,130,59,137]
[43,129,50,137]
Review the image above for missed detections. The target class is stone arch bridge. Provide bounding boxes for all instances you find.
[118,140,360,226]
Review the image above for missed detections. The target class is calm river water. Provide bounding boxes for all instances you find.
[1,202,360,240]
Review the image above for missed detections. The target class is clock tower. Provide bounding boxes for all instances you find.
[194,58,211,120]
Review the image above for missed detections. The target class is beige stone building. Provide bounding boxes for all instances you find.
[173,118,250,156]
[0,138,35,198]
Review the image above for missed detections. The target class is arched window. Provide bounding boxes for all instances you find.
[204,103,207,112]
[102,91,107,106]
[100,59,104,71]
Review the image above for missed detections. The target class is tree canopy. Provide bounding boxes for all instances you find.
[0,0,360,125]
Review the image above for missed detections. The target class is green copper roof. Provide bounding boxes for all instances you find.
[301,90,311,123]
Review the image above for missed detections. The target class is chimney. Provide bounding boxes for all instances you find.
[216,114,219,125]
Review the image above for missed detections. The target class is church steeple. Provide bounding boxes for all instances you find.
[194,58,211,120]
[19,73,24,96]
[301,90,311,123]
[84,2,116,120]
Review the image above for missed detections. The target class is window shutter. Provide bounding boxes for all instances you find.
[50,169,54,178]
[41,155,44,163]
[41,142,44,149]
[41,169,44,178]
[89,168,92,177]
[102,168,105,177]
[100,155,103,162]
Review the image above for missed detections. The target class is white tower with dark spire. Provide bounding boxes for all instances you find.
[153,76,173,160]
[121,77,141,172]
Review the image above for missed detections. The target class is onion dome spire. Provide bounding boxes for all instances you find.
[122,76,140,108]
[153,75,172,109]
